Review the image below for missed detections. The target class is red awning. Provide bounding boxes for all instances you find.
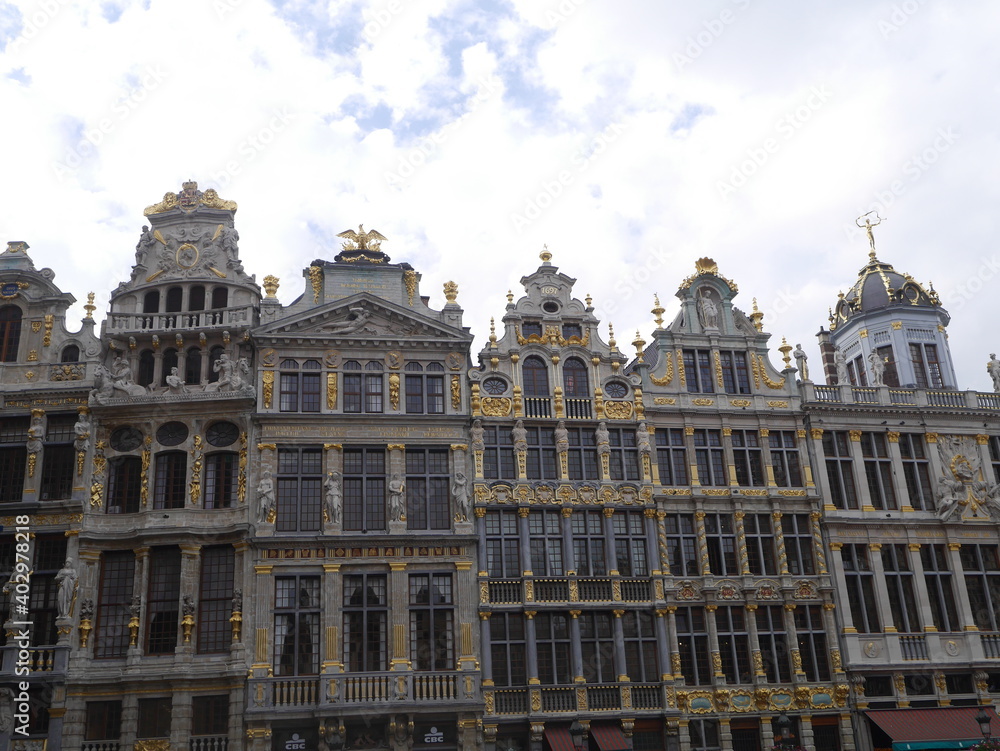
[590,724,629,751]
[544,726,574,751]
[867,706,1000,742]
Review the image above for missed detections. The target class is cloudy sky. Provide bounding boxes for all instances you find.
[0,0,996,389]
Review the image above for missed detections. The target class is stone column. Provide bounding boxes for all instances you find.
[231,541,250,659]
[885,431,911,511]
[782,603,804,680]
[848,430,874,511]
[479,613,494,684]
[733,510,750,575]
[906,543,937,632]
[759,428,778,488]
[455,561,478,672]
[612,609,628,681]
[666,607,681,681]
[562,508,576,574]
[654,609,671,680]
[645,509,662,576]
[177,543,202,659]
[524,610,539,684]
[685,426,700,487]
[827,544,855,632]
[129,547,150,663]
[807,427,833,509]
[387,444,407,532]
[772,510,789,576]
[866,543,896,636]
[119,692,139,751]
[946,543,979,632]
[389,562,409,670]
[704,604,723,682]
[476,508,489,574]
[744,603,765,681]
[722,426,738,488]
[252,563,275,676]
[694,510,710,576]
[322,563,343,673]
[822,602,844,675]
[603,508,618,575]
[518,507,533,575]
[569,610,584,682]
[173,690,193,750]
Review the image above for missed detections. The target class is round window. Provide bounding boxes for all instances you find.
[156,421,189,446]
[542,301,560,314]
[109,426,143,452]
[604,381,629,399]
[206,421,240,447]
[482,377,507,395]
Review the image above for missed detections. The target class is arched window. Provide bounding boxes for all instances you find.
[522,356,549,396]
[211,287,228,309]
[138,350,155,387]
[143,291,160,314]
[185,347,202,385]
[60,345,80,363]
[161,349,178,386]
[563,358,589,398]
[207,346,225,383]
[0,306,22,362]
[165,287,183,313]
[189,286,206,312]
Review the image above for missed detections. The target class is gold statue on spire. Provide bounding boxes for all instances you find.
[856,211,884,259]
[336,225,387,251]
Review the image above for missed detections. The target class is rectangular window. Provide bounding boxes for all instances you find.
[525,426,558,480]
[107,456,142,514]
[920,545,959,632]
[608,427,641,481]
[536,612,572,684]
[756,606,791,683]
[485,510,520,577]
[275,576,320,675]
[198,546,234,654]
[405,449,450,530]
[842,544,881,633]
[731,430,764,487]
[961,545,1000,631]
[613,511,648,576]
[991,436,1000,484]
[655,428,688,486]
[40,414,75,500]
[85,701,122,741]
[572,510,607,576]
[705,514,738,576]
[343,373,362,413]
[279,371,299,412]
[744,514,776,576]
[664,513,699,577]
[794,605,830,682]
[567,426,599,481]
[137,697,171,739]
[689,720,720,751]
[622,610,658,682]
[30,535,66,646]
[489,613,526,687]
[899,434,934,511]
[676,606,711,686]
[204,452,238,509]
[529,511,564,576]
[683,349,715,393]
[342,448,386,532]
[409,573,453,670]
[910,343,943,389]
[875,345,900,388]
[861,433,897,510]
[719,351,751,394]
[365,373,383,413]
[0,416,28,503]
[96,551,135,658]
[715,606,751,684]
[276,447,323,533]
[769,431,803,487]
[192,695,229,737]
[405,374,445,414]
[781,514,815,576]
[693,429,727,486]
[822,431,858,510]
[146,547,181,655]
[579,611,616,683]
[482,425,516,481]
[343,574,387,672]
[849,355,868,387]
[153,452,187,510]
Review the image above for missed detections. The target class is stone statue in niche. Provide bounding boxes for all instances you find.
[697,288,719,329]
[388,474,406,520]
[452,470,470,521]
[511,420,527,453]
[636,422,652,457]
[56,558,78,618]
[470,418,485,452]
[554,420,569,453]
[325,471,342,524]
[595,421,611,456]
[257,468,275,524]
[74,410,91,452]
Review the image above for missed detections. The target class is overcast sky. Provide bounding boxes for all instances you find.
[0,0,996,390]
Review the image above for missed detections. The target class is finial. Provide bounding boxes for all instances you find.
[749,297,764,332]
[489,317,497,348]
[443,281,458,304]
[608,323,617,352]
[778,337,793,369]
[263,275,279,299]
[506,289,514,304]
[651,294,665,329]
[585,293,593,309]
[632,330,646,362]
[84,292,96,320]
[540,244,552,263]
[856,211,884,260]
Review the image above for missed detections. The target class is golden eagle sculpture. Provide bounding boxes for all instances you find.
[336,225,387,251]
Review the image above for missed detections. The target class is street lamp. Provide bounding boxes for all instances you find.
[977,705,993,741]
[569,721,585,751]
[776,715,792,751]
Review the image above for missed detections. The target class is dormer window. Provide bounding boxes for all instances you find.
[562,323,582,339]
[522,321,542,338]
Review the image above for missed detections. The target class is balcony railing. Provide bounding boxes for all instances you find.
[927,391,966,408]
[272,678,320,706]
[82,744,120,751]
[488,576,654,604]
[814,386,841,402]
[535,579,570,602]
[494,689,528,715]
[889,389,916,405]
[805,384,1000,410]
[900,635,929,660]
[564,398,592,419]
[979,393,1000,410]
[852,388,879,404]
[524,397,552,418]
[578,579,613,601]
[250,672,475,710]
[983,634,1000,659]
[541,687,576,712]
[489,580,522,604]
[487,682,666,716]
[107,305,255,334]
[190,737,229,751]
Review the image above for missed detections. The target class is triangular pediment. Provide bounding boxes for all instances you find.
[255,293,472,343]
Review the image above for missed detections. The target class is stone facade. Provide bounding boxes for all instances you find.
[0,187,999,751]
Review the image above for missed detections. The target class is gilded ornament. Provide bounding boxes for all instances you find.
[262,275,280,299]
[602,401,633,419]
[140,444,151,506]
[189,436,203,505]
[650,351,673,386]
[730,399,751,407]
[308,265,323,303]
[653,397,676,405]
[238,433,248,503]
[692,398,714,406]
[404,270,418,305]
[444,280,459,304]
[767,400,789,408]
[386,373,398,409]
[262,371,274,408]
[451,375,461,409]
[42,314,53,347]
[714,351,724,389]
[676,348,686,388]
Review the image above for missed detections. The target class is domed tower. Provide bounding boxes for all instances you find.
[820,220,955,389]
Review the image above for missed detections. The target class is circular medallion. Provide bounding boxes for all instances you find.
[0,283,19,299]
[482,377,507,395]
[206,421,240,447]
[156,421,189,446]
[605,381,629,399]
[945,640,960,656]
[863,641,880,658]
[109,426,143,452]
[176,243,200,269]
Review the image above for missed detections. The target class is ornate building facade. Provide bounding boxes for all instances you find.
[0,188,998,751]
